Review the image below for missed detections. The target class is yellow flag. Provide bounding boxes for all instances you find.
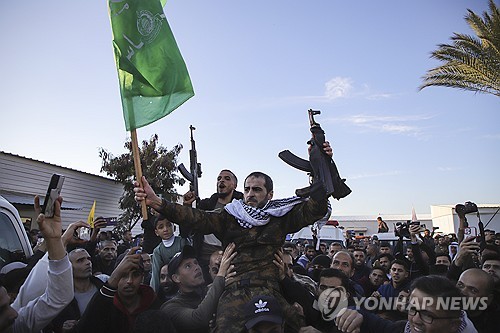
[87,200,96,228]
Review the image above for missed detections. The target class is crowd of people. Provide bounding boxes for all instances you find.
[1,145,499,332]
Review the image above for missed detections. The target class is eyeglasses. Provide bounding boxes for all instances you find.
[407,307,457,324]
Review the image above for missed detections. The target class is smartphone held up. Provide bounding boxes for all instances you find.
[41,174,65,218]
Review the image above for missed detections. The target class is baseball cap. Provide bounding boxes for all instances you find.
[168,245,197,279]
[244,295,283,330]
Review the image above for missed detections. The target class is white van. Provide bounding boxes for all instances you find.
[0,195,33,271]
[290,225,346,246]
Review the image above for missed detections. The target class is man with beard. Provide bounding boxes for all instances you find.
[429,253,452,276]
[135,164,331,332]
[157,263,177,303]
[375,259,410,299]
[181,169,243,282]
[161,244,236,333]
[277,259,354,333]
[351,248,370,283]
[297,245,317,270]
[376,253,394,280]
[481,254,500,317]
[92,240,118,276]
[457,268,500,332]
[358,265,387,297]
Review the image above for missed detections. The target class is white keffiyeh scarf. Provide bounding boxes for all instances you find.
[224,197,307,228]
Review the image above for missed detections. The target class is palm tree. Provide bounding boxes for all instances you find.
[420,0,500,97]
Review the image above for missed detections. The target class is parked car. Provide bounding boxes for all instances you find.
[0,195,33,271]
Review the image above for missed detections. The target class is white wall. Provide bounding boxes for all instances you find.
[431,204,500,235]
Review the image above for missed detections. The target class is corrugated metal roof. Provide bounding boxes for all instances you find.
[0,151,113,180]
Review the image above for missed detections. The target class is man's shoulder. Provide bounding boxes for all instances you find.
[232,190,244,200]
[199,194,219,210]
[377,283,392,293]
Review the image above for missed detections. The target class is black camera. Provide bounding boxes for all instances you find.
[394,220,421,239]
[394,221,410,238]
[455,201,478,217]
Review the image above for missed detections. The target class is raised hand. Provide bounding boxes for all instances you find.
[183,190,196,206]
[133,176,162,210]
[35,195,62,240]
[62,221,91,247]
[107,246,143,289]
[272,249,286,281]
[34,195,65,260]
[218,243,237,285]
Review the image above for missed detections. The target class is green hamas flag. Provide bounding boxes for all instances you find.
[108,0,194,131]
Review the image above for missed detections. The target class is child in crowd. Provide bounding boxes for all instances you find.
[150,214,187,293]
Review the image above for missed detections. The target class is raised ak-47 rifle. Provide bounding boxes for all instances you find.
[278,109,351,200]
[178,125,202,201]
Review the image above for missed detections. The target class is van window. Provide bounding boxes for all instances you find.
[0,212,27,269]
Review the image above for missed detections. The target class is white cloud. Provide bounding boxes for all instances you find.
[324,77,353,100]
[337,114,434,136]
[438,166,462,172]
[482,133,500,140]
[349,170,403,180]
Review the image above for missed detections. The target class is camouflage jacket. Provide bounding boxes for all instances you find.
[158,198,328,284]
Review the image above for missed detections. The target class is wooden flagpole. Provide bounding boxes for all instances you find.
[130,129,148,219]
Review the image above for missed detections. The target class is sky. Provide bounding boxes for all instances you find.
[0,0,498,218]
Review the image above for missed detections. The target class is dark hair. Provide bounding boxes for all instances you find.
[435,253,452,263]
[379,242,391,248]
[282,241,297,250]
[244,171,273,193]
[371,265,387,276]
[482,244,500,255]
[377,253,395,262]
[411,275,462,297]
[305,244,316,251]
[220,169,238,187]
[353,248,367,255]
[482,252,500,264]
[391,259,410,272]
[153,214,173,230]
[319,268,350,288]
[410,275,462,315]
